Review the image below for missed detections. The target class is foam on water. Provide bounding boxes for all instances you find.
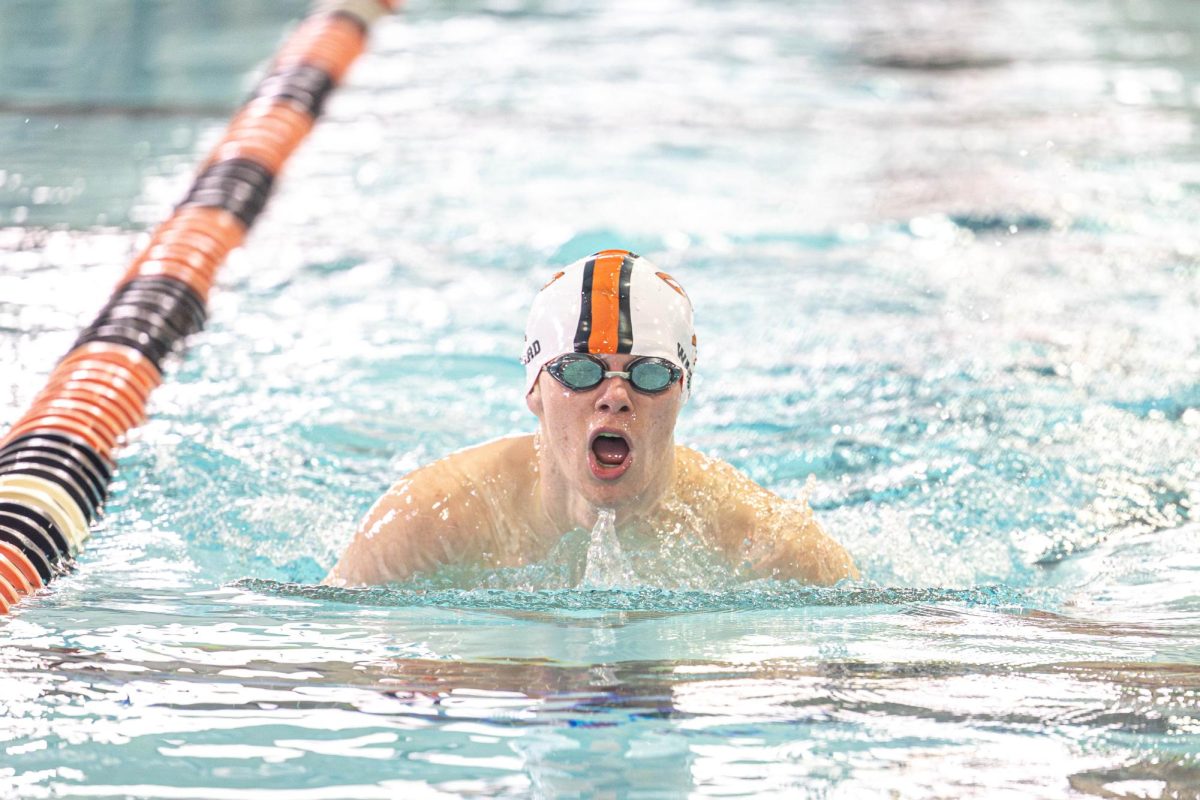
[235,578,1045,613]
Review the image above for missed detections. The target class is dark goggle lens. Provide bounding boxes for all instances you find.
[557,358,604,389]
[629,360,675,392]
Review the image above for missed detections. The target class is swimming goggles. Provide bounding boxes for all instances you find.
[544,353,682,394]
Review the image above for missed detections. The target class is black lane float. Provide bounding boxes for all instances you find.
[0,0,400,615]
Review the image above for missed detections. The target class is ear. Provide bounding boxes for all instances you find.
[525,376,544,417]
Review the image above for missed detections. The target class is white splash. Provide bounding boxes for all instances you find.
[362,508,396,541]
[580,508,638,589]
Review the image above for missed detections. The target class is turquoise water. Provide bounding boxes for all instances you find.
[2,0,1200,797]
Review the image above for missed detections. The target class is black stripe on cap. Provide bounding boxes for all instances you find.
[617,255,633,354]
[573,257,597,352]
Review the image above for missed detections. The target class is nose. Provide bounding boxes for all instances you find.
[593,374,633,414]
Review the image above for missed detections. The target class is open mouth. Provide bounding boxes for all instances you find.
[589,431,632,480]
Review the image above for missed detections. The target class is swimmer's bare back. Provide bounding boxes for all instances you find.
[323,436,859,587]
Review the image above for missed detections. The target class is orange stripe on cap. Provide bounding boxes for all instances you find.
[586,252,625,354]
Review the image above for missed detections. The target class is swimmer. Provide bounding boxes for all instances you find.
[324,249,858,586]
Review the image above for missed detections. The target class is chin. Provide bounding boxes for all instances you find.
[578,470,653,515]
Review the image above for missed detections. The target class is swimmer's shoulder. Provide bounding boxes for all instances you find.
[366,433,536,529]
[403,433,538,519]
[671,445,857,583]
[673,444,770,498]
[672,445,776,549]
[674,445,833,532]
[428,433,536,486]
[326,435,538,585]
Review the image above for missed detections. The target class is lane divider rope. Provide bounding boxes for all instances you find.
[0,0,400,615]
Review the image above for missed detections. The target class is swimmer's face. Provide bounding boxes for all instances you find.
[527,352,683,522]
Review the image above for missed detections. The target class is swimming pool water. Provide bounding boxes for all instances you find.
[2,0,1199,797]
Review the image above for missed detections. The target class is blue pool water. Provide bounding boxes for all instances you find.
[2,0,1199,797]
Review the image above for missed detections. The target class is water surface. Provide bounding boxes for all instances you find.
[1,0,1199,797]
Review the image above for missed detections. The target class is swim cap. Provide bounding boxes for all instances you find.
[522,249,697,402]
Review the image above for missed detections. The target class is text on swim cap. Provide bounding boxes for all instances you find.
[521,339,541,366]
[676,342,691,375]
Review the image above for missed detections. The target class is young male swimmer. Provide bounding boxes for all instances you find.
[324,249,858,587]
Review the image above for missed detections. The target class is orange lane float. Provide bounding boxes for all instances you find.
[0,543,43,590]
[42,381,150,424]
[47,363,156,398]
[272,14,366,81]
[0,553,34,597]
[0,572,21,607]
[139,243,221,274]
[61,343,164,392]
[26,398,133,441]
[153,206,246,252]
[202,140,289,180]
[3,417,117,459]
[144,231,230,265]
[44,375,149,409]
[234,102,316,139]
[0,0,399,614]
[46,384,149,423]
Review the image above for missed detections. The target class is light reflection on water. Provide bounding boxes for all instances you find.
[2,584,1198,797]
[2,0,1200,796]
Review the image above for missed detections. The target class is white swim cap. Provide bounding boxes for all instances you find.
[521,249,697,402]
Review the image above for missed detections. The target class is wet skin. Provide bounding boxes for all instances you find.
[324,355,859,587]
[527,353,681,531]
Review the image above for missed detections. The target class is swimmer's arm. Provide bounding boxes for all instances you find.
[743,497,859,585]
[703,456,858,585]
[322,464,479,587]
